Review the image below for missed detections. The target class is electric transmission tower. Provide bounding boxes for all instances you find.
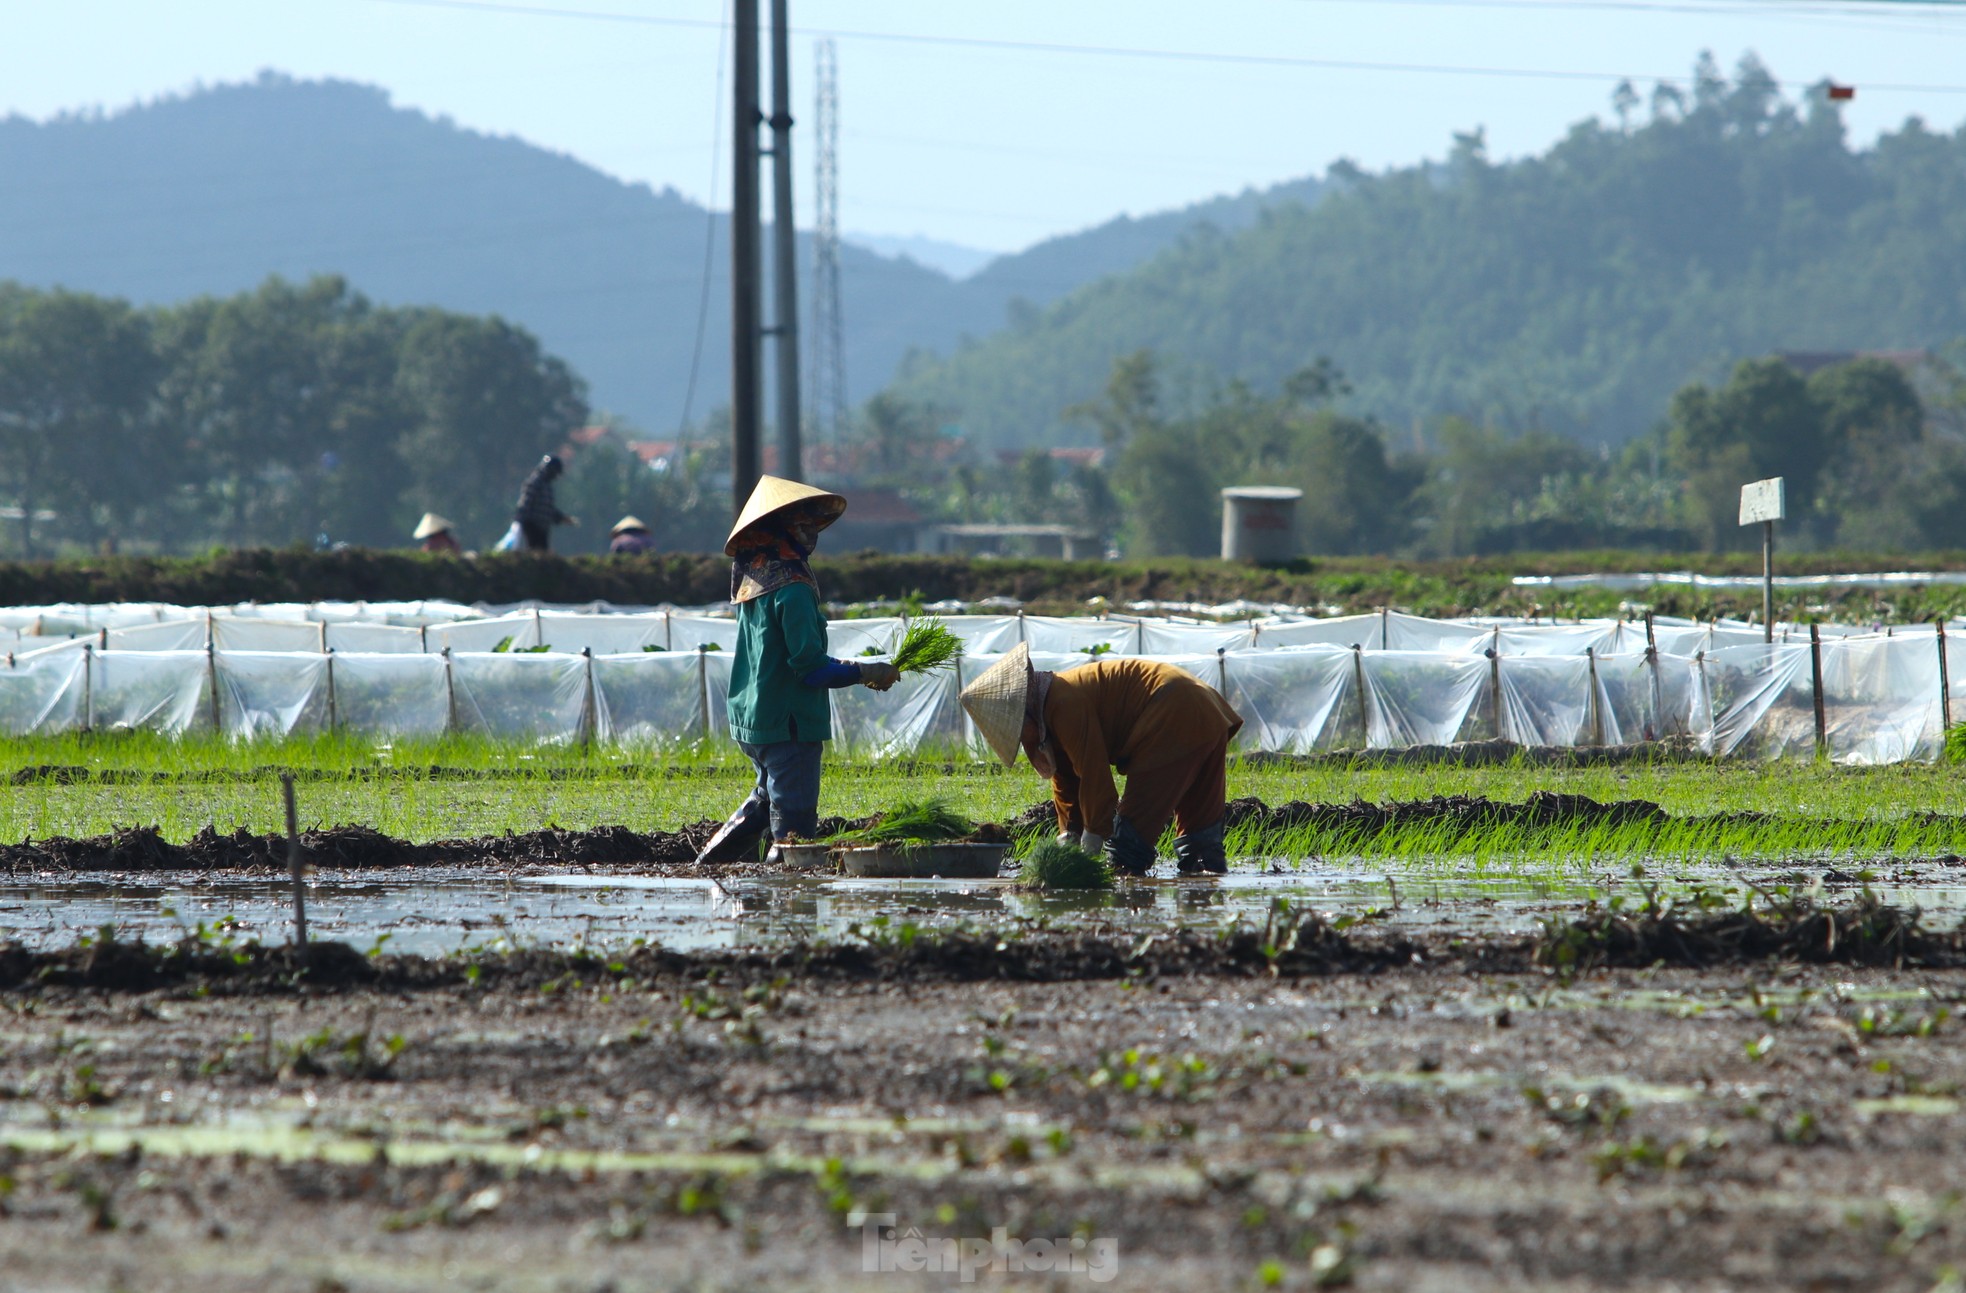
[809,38,848,449]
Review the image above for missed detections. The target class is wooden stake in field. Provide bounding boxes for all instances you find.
[280,772,309,952]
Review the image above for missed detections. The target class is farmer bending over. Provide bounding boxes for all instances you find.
[696,476,901,865]
[961,644,1242,875]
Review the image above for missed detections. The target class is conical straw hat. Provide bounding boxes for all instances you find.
[960,643,1032,767]
[610,515,648,535]
[724,475,847,556]
[412,512,453,540]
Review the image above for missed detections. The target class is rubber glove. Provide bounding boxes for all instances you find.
[1079,830,1108,854]
[859,661,901,691]
[1056,831,1076,845]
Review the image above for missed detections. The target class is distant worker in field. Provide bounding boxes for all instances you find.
[412,513,462,555]
[608,515,656,555]
[696,476,902,865]
[961,644,1242,875]
[510,454,577,552]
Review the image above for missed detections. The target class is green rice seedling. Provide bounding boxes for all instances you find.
[1017,839,1114,890]
[889,617,964,676]
[832,797,974,844]
[1947,723,1966,764]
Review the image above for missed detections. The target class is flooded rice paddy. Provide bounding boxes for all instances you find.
[7,856,1966,954]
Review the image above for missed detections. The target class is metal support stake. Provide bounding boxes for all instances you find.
[1379,606,1390,651]
[81,644,93,733]
[1761,518,1774,644]
[580,647,598,748]
[1586,646,1603,747]
[1940,621,1954,735]
[697,643,713,741]
[324,649,338,731]
[280,773,308,952]
[1645,645,1663,742]
[207,642,221,734]
[1216,646,1228,694]
[442,646,458,734]
[1809,623,1827,758]
[1487,647,1503,743]
[1352,644,1370,749]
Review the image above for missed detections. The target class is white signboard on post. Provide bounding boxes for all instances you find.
[1739,477,1786,526]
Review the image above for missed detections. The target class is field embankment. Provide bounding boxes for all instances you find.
[7,547,1966,619]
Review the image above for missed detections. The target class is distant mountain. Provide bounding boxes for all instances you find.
[844,232,999,280]
[0,74,1329,439]
[890,65,1966,451]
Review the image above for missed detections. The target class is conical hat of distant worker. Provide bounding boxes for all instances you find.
[724,475,847,557]
[610,516,649,535]
[412,513,454,540]
[960,643,1032,768]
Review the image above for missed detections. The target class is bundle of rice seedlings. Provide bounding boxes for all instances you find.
[835,797,974,845]
[1017,838,1115,890]
[889,617,964,676]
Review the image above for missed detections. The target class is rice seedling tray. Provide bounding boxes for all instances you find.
[836,842,1010,878]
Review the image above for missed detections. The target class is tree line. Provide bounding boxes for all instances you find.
[0,275,587,556]
[839,345,1966,557]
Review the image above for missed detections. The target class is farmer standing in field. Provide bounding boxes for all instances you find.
[696,476,902,865]
[510,454,577,552]
[961,644,1242,875]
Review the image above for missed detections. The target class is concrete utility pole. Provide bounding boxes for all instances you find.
[730,0,763,516]
[768,0,803,481]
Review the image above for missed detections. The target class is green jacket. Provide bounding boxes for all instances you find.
[726,583,835,744]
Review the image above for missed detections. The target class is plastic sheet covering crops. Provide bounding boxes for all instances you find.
[213,618,325,654]
[325,623,425,654]
[325,653,452,737]
[822,616,903,661]
[450,653,589,740]
[831,668,964,759]
[943,616,1022,653]
[86,651,210,735]
[216,651,329,739]
[1495,655,1595,746]
[1383,611,1494,654]
[1495,622,1627,657]
[1139,621,1255,655]
[426,613,540,654]
[1248,614,1379,649]
[1220,645,1356,754]
[669,615,741,654]
[1022,616,1142,655]
[0,648,85,734]
[1361,651,1491,747]
[1820,633,1943,765]
[535,611,669,655]
[1592,651,1706,744]
[592,651,705,748]
[106,620,209,652]
[1701,643,1816,759]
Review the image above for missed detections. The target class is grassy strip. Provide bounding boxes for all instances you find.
[1226,812,1966,869]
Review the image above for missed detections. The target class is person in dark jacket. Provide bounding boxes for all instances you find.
[513,455,577,551]
[695,476,901,865]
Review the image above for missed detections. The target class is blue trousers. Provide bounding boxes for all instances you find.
[697,740,824,863]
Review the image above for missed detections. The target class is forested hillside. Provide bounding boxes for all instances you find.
[0,74,1326,437]
[891,57,1966,451]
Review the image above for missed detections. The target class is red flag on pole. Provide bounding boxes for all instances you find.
[1827,83,1855,101]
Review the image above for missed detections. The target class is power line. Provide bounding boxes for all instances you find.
[356,0,1966,94]
[675,0,729,439]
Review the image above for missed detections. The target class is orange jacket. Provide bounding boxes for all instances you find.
[1043,658,1242,836]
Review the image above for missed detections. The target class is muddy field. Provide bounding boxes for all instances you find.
[5,916,1966,1292]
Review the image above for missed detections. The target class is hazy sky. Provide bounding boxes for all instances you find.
[6,0,1966,252]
